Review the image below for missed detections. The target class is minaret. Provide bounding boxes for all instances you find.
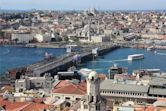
[97,19,100,34]
[88,19,91,42]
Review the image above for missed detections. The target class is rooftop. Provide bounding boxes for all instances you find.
[0,97,55,111]
[52,80,86,95]
[100,80,149,93]
[149,88,166,96]
[149,78,166,87]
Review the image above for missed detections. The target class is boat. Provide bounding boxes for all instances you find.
[128,54,144,61]
[143,69,160,73]
[44,52,53,60]
[147,46,155,51]
[25,44,37,48]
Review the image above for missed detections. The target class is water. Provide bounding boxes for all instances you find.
[1,46,166,75]
[78,48,166,74]
[0,46,66,74]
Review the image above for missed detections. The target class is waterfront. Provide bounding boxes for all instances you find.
[79,48,166,74]
[1,46,166,75]
[0,46,66,74]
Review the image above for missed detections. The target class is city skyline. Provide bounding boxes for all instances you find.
[0,0,166,11]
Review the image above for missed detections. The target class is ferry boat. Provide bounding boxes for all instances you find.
[25,44,37,48]
[143,69,160,73]
[128,54,144,61]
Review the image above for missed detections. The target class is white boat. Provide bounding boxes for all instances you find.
[144,69,160,73]
[128,54,144,61]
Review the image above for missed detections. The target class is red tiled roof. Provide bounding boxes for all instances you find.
[21,103,54,111]
[52,81,86,95]
[157,98,166,102]
[146,106,155,111]
[98,74,107,80]
[32,98,44,103]
[0,99,28,111]
[54,80,71,89]
[0,97,54,111]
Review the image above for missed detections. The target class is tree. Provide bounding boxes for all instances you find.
[13,38,19,43]
[64,37,69,42]
[55,37,62,42]
[71,36,79,42]
[29,38,38,43]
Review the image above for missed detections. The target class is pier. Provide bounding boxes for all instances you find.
[24,44,119,77]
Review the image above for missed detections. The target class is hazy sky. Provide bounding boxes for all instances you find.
[0,0,166,10]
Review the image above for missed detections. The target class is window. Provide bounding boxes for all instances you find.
[65,97,70,100]
[96,105,100,110]
[84,105,88,109]
[91,96,94,102]
[19,89,23,92]
[76,98,80,101]
[36,82,41,85]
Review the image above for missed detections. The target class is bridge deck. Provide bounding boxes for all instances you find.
[25,45,117,76]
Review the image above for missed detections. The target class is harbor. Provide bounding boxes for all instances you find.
[0,44,119,77]
[78,47,166,74]
[1,45,166,76]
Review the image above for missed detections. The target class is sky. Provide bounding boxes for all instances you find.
[0,0,166,10]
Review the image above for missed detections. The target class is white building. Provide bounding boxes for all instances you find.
[11,33,33,43]
[34,34,51,42]
[15,76,53,93]
[91,35,110,43]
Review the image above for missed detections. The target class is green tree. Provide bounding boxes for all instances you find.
[71,36,79,42]
[13,38,19,43]
[64,37,69,42]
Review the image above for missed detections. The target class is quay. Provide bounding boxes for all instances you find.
[21,44,119,77]
[115,41,166,49]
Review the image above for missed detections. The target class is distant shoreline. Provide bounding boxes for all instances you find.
[1,9,166,13]
[0,43,66,49]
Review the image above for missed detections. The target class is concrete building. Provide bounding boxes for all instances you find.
[51,80,86,102]
[15,75,53,93]
[91,35,110,43]
[52,71,107,111]
[100,78,166,104]
[148,77,166,98]
[11,33,34,43]
[100,79,150,104]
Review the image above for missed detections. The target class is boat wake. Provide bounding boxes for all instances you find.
[156,52,166,56]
